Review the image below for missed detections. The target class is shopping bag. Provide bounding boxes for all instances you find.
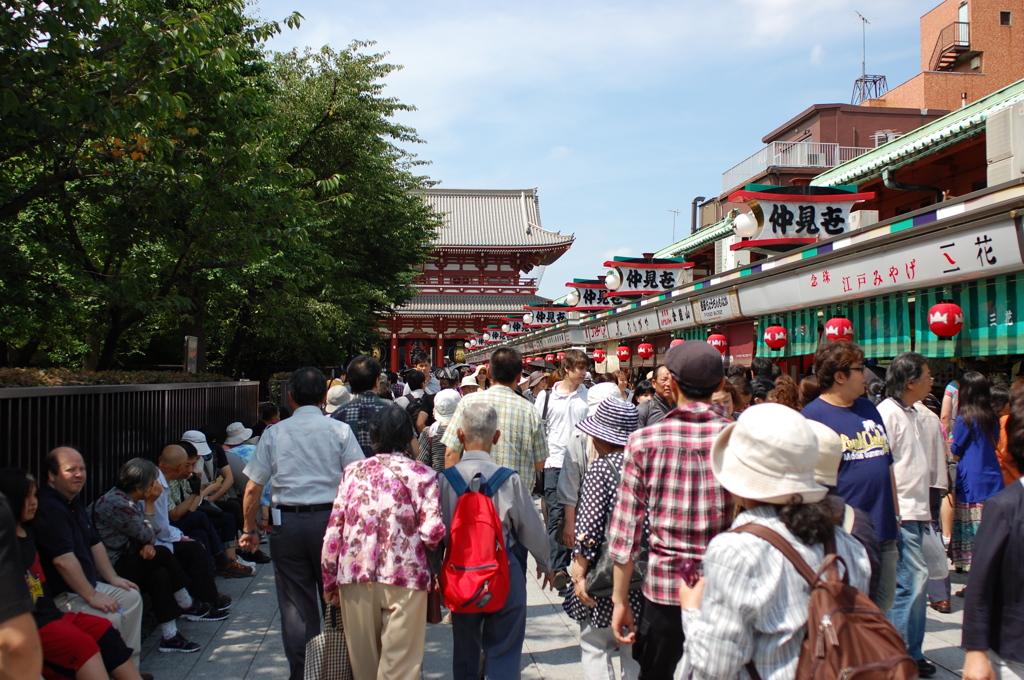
[921,522,949,581]
[304,606,352,680]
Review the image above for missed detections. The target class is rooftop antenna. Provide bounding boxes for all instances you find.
[668,209,681,242]
[851,11,888,105]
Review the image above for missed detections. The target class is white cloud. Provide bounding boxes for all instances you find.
[810,44,825,64]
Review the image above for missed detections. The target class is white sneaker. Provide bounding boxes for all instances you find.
[236,557,255,568]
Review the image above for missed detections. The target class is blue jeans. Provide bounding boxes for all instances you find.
[888,521,929,660]
[452,551,527,679]
[544,468,570,573]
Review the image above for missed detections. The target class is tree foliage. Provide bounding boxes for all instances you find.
[0,0,438,372]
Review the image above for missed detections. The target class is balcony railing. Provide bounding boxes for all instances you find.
[722,141,872,194]
[930,21,970,71]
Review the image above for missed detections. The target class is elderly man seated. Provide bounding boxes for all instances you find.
[32,447,145,668]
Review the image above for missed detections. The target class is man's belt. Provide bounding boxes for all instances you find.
[276,503,333,513]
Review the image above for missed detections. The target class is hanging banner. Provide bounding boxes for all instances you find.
[739,217,1024,316]
[603,257,694,296]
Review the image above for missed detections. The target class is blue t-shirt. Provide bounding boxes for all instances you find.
[802,397,899,543]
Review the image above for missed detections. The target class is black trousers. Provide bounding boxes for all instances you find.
[633,595,683,680]
[115,545,190,624]
[173,539,219,604]
[270,509,331,680]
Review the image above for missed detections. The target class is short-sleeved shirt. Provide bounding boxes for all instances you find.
[535,383,589,469]
[801,397,899,542]
[32,484,101,595]
[442,385,548,482]
[876,398,932,521]
[246,404,365,506]
[0,494,33,624]
[331,392,392,458]
[17,528,64,628]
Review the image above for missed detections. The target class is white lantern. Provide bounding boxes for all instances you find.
[605,268,622,291]
[501,323,510,333]
[566,289,581,306]
[523,312,534,325]
[733,211,759,238]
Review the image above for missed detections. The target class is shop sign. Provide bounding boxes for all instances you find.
[483,330,504,343]
[693,290,742,324]
[608,266,692,295]
[739,218,1024,316]
[658,300,696,330]
[525,309,569,328]
[567,278,627,310]
[504,320,526,334]
[541,331,569,350]
[607,311,659,339]
[583,324,609,342]
[728,187,874,243]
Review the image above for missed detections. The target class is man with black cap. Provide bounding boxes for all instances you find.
[606,341,734,679]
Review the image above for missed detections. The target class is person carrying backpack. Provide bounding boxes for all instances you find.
[676,404,916,680]
[438,402,554,680]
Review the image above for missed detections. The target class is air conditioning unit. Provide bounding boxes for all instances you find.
[848,210,879,232]
[987,104,1024,186]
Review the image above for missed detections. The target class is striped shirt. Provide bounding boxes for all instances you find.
[681,505,871,680]
[441,385,547,482]
[607,401,732,605]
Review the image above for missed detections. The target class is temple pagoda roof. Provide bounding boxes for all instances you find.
[421,188,574,263]
[395,293,549,315]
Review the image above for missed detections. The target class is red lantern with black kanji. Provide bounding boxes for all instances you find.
[670,338,685,348]
[557,352,565,362]
[928,302,964,337]
[545,353,555,362]
[592,348,607,363]
[764,325,788,350]
[616,345,631,362]
[637,342,654,359]
[708,334,728,354]
[824,317,854,342]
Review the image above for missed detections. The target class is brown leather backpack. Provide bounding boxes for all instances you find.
[733,524,919,680]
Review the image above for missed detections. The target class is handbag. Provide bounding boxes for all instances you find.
[584,462,647,598]
[426,574,443,624]
[303,606,352,680]
[921,522,949,581]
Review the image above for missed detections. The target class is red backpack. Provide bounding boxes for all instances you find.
[440,467,515,613]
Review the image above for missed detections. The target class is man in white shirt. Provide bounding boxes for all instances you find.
[535,348,589,588]
[876,352,938,678]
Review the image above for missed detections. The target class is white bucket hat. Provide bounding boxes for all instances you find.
[224,422,253,446]
[433,389,462,425]
[807,420,843,487]
[586,382,622,416]
[324,384,352,414]
[181,430,212,458]
[711,403,827,504]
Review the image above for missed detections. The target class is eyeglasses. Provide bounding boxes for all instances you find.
[845,366,867,373]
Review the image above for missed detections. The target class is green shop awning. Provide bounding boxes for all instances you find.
[672,327,707,342]
[820,293,911,359]
[915,274,1024,358]
[756,308,819,358]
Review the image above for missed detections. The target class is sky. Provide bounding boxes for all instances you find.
[250,0,929,299]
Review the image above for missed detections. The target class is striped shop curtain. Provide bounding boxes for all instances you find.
[915,275,1024,357]
[819,294,911,359]
[756,309,819,358]
[680,327,706,342]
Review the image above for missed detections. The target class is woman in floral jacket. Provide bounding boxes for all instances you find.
[322,405,445,680]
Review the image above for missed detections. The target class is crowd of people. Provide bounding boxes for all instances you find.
[1,340,1022,680]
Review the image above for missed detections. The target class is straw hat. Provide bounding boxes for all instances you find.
[711,403,827,504]
[576,398,639,447]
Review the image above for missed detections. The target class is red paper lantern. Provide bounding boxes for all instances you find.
[592,348,607,363]
[928,302,964,337]
[638,342,654,359]
[557,352,565,362]
[545,353,555,362]
[670,338,685,348]
[616,345,631,362]
[763,325,788,350]
[824,317,854,342]
[708,334,728,354]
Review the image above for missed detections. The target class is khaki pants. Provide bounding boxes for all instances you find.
[338,582,426,680]
[54,583,144,666]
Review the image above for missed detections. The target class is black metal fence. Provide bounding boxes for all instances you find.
[0,382,259,504]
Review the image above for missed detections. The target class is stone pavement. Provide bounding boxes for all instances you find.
[141,553,970,680]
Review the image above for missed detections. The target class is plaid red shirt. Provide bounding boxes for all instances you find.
[607,401,734,606]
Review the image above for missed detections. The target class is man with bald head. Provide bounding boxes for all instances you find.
[32,446,145,667]
[152,444,229,618]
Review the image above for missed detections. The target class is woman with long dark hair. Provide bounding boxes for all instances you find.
[950,371,1005,575]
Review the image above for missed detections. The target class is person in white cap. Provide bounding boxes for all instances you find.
[323,384,352,416]
[677,403,870,680]
[417,388,461,472]
[459,374,480,396]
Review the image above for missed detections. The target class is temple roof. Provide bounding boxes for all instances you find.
[421,188,575,259]
[394,293,549,315]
